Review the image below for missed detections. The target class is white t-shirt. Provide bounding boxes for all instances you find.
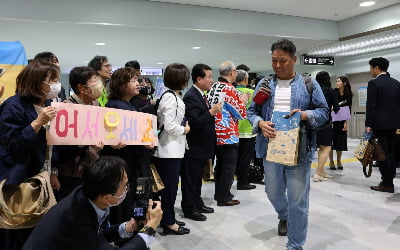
[273,79,292,112]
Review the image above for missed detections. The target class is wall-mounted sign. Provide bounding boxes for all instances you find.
[358,86,367,106]
[302,56,334,66]
[141,67,163,76]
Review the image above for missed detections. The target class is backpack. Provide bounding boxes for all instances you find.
[139,89,177,136]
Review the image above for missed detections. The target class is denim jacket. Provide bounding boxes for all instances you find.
[247,73,328,162]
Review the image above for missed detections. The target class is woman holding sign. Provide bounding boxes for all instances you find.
[102,67,154,232]
[53,66,104,201]
[329,76,353,170]
[0,60,59,249]
[154,63,191,235]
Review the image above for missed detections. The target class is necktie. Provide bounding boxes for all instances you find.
[203,94,210,108]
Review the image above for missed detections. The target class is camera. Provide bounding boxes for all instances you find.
[132,177,152,221]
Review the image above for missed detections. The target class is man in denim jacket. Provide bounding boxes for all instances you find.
[247,39,328,250]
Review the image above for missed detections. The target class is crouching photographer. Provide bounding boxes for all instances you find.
[23,156,163,250]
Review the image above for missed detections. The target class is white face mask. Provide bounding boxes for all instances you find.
[107,185,128,207]
[86,81,104,100]
[43,81,61,100]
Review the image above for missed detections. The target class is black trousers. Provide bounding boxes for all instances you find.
[214,143,239,203]
[236,137,256,185]
[374,129,397,187]
[153,157,182,226]
[181,157,207,214]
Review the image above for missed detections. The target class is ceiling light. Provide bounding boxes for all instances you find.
[359,1,375,7]
[156,62,164,65]
[192,46,201,50]
[95,42,106,46]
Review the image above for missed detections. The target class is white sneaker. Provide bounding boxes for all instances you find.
[323,173,333,178]
[313,174,328,182]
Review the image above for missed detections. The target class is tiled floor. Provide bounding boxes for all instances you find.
[151,139,400,250]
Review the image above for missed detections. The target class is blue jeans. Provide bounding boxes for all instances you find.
[263,159,311,250]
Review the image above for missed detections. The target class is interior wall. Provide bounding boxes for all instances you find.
[346,72,371,139]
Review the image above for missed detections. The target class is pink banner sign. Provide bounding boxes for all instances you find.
[48,102,158,146]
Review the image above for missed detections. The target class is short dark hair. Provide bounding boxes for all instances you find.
[191,63,212,83]
[237,64,250,72]
[108,67,139,100]
[82,156,127,201]
[369,57,389,72]
[34,51,59,64]
[16,60,59,104]
[164,63,190,90]
[271,39,296,57]
[88,55,108,71]
[125,60,141,70]
[69,66,97,94]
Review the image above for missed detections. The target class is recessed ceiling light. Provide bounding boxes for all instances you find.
[95,42,106,46]
[359,1,375,7]
[156,62,164,65]
[192,46,201,50]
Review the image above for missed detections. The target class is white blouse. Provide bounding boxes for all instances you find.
[154,90,187,158]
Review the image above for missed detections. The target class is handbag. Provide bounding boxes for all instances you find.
[0,171,57,229]
[149,164,165,192]
[202,159,215,181]
[354,132,386,177]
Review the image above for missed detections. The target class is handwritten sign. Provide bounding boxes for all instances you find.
[48,102,158,146]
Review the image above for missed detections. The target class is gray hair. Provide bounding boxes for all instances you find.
[236,69,248,83]
[219,61,235,77]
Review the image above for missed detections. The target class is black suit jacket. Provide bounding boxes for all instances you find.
[183,86,216,159]
[366,74,400,130]
[23,187,147,250]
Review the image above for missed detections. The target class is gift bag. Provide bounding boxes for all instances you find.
[266,111,301,166]
[354,132,385,177]
[149,164,165,192]
[202,159,215,181]
[0,171,57,229]
[354,132,372,163]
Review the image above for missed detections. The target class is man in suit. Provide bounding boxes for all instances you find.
[181,64,222,221]
[366,57,400,193]
[23,156,163,250]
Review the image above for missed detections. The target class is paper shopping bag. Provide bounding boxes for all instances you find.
[266,111,301,166]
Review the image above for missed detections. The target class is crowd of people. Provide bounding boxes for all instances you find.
[0,38,399,250]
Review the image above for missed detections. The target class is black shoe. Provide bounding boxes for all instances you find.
[175,219,185,227]
[198,206,214,214]
[278,219,287,236]
[184,211,207,221]
[237,184,256,190]
[163,225,190,235]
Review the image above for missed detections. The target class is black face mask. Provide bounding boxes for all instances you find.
[139,86,151,95]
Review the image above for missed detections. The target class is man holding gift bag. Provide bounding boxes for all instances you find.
[366,57,400,193]
[247,39,328,250]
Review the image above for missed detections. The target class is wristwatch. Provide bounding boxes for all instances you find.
[138,226,156,237]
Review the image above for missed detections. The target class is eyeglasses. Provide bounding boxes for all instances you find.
[102,64,112,68]
[112,183,129,199]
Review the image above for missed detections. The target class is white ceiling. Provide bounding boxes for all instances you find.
[152,0,400,21]
[1,0,399,74]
